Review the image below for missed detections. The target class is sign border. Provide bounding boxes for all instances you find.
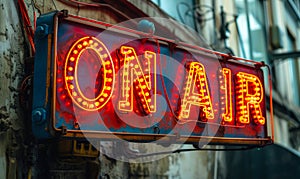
[49,11,273,146]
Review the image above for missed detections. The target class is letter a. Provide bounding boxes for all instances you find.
[179,62,214,120]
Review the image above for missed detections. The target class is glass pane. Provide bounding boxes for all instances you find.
[248,0,267,62]
[275,33,300,106]
[151,0,160,6]
[235,0,267,61]
[235,0,269,89]
[286,34,300,105]
[236,0,250,59]
[152,0,196,29]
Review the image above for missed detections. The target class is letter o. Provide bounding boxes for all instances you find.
[64,36,115,111]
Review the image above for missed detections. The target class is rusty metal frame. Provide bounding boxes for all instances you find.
[50,11,273,146]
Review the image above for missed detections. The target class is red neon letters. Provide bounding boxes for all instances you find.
[235,72,265,125]
[179,62,214,120]
[62,36,265,125]
[221,68,233,122]
[118,46,157,114]
[64,36,115,111]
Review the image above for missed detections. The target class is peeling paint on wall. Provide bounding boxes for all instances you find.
[0,0,27,178]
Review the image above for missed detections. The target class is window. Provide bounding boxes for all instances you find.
[287,0,300,21]
[276,31,300,106]
[235,0,267,62]
[152,0,196,30]
[292,0,300,8]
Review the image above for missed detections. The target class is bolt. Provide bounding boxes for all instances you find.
[32,108,46,124]
[35,24,48,38]
[153,126,160,134]
[137,20,155,35]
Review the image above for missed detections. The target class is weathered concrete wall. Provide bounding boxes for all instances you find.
[130,148,227,179]
[0,0,26,178]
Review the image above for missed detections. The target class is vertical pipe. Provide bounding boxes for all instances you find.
[220,6,227,48]
[212,0,217,46]
[213,149,219,179]
[263,0,270,59]
[245,0,253,59]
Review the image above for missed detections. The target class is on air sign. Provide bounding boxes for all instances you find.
[32,11,273,146]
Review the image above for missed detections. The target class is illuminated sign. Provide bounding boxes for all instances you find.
[32,11,273,146]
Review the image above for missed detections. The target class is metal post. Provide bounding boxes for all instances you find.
[245,0,254,59]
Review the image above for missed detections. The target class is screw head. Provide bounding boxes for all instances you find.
[35,24,48,38]
[32,108,46,124]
